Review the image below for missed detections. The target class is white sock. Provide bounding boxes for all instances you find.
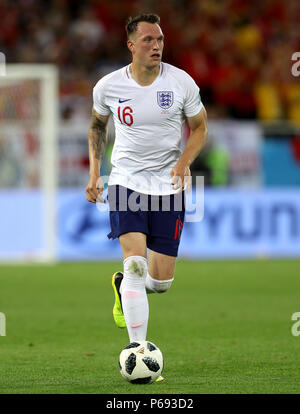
[145,271,174,294]
[120,256,149,342]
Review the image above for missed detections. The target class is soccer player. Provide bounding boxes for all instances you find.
[86,13,208,379]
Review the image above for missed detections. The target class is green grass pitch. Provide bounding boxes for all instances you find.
[1,260,300,394]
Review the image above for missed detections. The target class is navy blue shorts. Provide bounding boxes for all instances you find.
[107,185,185,257]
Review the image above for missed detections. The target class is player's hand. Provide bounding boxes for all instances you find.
[85,175,106,203]
[170,164,191,193]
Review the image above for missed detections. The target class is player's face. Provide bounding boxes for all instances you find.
[128,22,164,69]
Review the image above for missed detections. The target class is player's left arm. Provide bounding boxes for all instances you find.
[171,107,208,190]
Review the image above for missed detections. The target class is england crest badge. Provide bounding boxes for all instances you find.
[157,91,174,110]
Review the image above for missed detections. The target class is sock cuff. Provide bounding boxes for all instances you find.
[147,272,174,284]
[146,272,174,293]
[123,255,147,266]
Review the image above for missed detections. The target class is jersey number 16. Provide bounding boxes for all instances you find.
[118,106,133,126]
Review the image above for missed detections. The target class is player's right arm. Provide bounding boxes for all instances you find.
[85,109,109,203]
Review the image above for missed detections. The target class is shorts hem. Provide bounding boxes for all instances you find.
[107,229,149,240]
[146,242,178,257]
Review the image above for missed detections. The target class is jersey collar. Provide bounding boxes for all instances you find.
[125,63,163,87]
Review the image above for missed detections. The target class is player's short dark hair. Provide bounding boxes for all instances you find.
[126,13,160,39]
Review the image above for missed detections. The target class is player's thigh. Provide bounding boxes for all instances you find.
[119,232,147,259]
[148,248,176,280]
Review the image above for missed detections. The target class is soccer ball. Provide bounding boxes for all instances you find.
[119,340,163,384]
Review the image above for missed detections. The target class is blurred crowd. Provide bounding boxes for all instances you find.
[1,0,300,121]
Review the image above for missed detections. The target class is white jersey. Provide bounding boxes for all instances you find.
[93,62,203,195]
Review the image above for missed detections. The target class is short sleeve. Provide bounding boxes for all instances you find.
[183,74,203,118]
[93,78,111,116]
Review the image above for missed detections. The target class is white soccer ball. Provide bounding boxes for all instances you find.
[119,340,164,384]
